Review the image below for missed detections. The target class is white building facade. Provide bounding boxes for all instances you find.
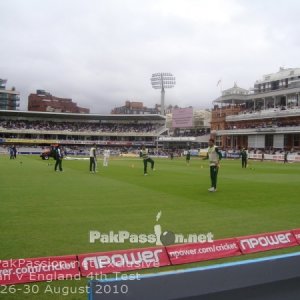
[211,68,300,151]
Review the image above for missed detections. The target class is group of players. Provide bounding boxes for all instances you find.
[89,144,156,176]
[51,139,223,193]
[89,144,110,173]
[51,139,293,194]
[139,138,222,192]
[52,144,111,173]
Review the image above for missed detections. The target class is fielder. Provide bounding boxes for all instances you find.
[204,138,222,192]
[103,148,110,167]
[140,145,155,176]
[89,144,97,173]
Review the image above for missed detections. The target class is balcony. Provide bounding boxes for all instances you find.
[216,126,300,136]
[226,107,300,121]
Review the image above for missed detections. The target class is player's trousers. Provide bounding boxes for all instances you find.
[90,157,96,172]
[143,158,154,174]
[242,158,247,168]
[103,156,109,166]
[55,158,63,171]
[210,165,219,189]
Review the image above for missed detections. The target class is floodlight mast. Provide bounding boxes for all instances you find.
[151,72,176,115]
[160,74,165,116]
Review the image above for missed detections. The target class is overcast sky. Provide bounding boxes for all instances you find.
[1,0,300,113]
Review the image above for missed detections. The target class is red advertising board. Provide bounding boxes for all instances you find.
[292,229,300,245]
[78,246,170,276]
[0,255,80,285]
[166,238,241,265]
[237,230,298,254]
[1,228,299,286]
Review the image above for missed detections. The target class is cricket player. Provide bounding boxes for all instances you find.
[54,145,63,172]
[89,144,97,173]
[240,148,248,168]
[140,145,155,175]
[103,148,110,167]
[204,138,222,192]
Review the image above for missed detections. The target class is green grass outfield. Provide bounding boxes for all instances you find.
[1,155,300,299]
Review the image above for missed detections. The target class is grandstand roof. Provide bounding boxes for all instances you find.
[0,110,165,121]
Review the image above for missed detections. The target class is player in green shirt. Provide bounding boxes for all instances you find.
[186,148,191,165]
[240,148,248,168]
[140,145,155,176]
[204,139,222,192]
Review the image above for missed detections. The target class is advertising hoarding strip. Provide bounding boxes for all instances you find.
[1,229,300,285]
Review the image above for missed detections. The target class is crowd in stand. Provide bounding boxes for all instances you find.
[0,120,159,133]
[226,120,300,130]
[238,105,300,114]
[0,119,213,138]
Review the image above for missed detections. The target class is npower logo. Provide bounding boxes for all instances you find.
[89,211,213,246]
[81,249,163,271]
[238,231,298,254]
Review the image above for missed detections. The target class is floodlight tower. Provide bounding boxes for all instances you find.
[151,73,176,115]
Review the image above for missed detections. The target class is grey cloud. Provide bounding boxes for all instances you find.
[1,0,300,113]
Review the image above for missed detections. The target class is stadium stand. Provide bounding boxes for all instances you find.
[0,110,166,152]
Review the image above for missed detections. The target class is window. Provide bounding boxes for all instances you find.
[293,134,300,147]
[265,134,273,149]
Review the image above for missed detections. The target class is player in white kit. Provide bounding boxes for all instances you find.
[103,149,110,167]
